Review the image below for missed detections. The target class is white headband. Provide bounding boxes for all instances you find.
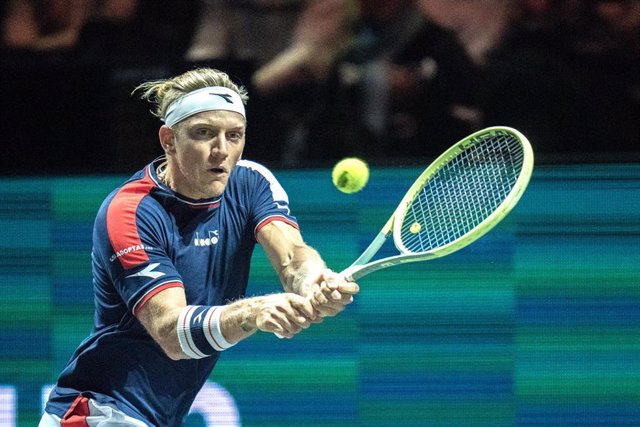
[163,86,245,127]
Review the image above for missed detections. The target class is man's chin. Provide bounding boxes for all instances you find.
[206,182,227,198]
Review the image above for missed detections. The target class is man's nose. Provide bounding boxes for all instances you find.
[212,134,229,156]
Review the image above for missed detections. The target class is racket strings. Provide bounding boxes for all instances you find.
[400,133,524,253]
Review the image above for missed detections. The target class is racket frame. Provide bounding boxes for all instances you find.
[341,126,534,281]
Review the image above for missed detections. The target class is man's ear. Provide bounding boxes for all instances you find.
[159,126,176,154]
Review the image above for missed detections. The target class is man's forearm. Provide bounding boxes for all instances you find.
[221,293,316,341]
[280,245,326,295]
[162,294,312,360]
[218,296,264,344]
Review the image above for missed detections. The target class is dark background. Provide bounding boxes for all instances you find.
[1,0,638,175]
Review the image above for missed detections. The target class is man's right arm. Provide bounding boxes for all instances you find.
[136,287,317,360]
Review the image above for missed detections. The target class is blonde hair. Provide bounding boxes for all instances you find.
[134,68,249,121]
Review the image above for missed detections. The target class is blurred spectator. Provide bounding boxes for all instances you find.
[243,0,483,165]
[187,1,310,165]
[187,0,303,64]
[251,0,359,94]
[78,0,200,62]
[600,0,640,35]
[297,0,482,163]
[479,0,640,155]
[415,0,516,66]
[573,0,640,154]
[2,0,89,52]
[2,0,199,62]
[0,0,201,176]
[2,0,637,174]
[242,0,358,164]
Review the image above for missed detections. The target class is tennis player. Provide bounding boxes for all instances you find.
[39,67,359,426]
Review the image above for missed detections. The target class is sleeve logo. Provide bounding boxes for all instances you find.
[125,262,165,279]
[274,201,290,215]
[109,244,153,263]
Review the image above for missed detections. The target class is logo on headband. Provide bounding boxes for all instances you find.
[210,93,234,104]
[164,86,245,126]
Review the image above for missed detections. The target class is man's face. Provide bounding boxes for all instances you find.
[164,110,246,199]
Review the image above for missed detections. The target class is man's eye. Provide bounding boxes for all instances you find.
[196,128,213,136]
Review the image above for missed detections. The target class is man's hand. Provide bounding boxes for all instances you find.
[252,293,317,338]
[308,269,359,319]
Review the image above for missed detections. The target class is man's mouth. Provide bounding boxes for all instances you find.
[208,167,226,174]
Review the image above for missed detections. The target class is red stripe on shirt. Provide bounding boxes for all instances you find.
[106,169,155,270]
[61,394,90,427]
[132,281,184,317]
[188,201,221,210]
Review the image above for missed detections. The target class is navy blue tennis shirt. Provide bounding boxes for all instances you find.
[45,156,298,425]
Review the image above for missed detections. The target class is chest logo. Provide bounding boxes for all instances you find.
[194,230,219,247]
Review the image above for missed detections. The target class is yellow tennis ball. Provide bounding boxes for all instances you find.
[410,222,421,234]
[332,157,369,194]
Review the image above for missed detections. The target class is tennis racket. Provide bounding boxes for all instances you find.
[340,126,534,282]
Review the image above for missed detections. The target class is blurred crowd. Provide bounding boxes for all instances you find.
[1,0,639,172]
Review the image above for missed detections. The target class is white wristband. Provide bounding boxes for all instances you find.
[177,305,236,359]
